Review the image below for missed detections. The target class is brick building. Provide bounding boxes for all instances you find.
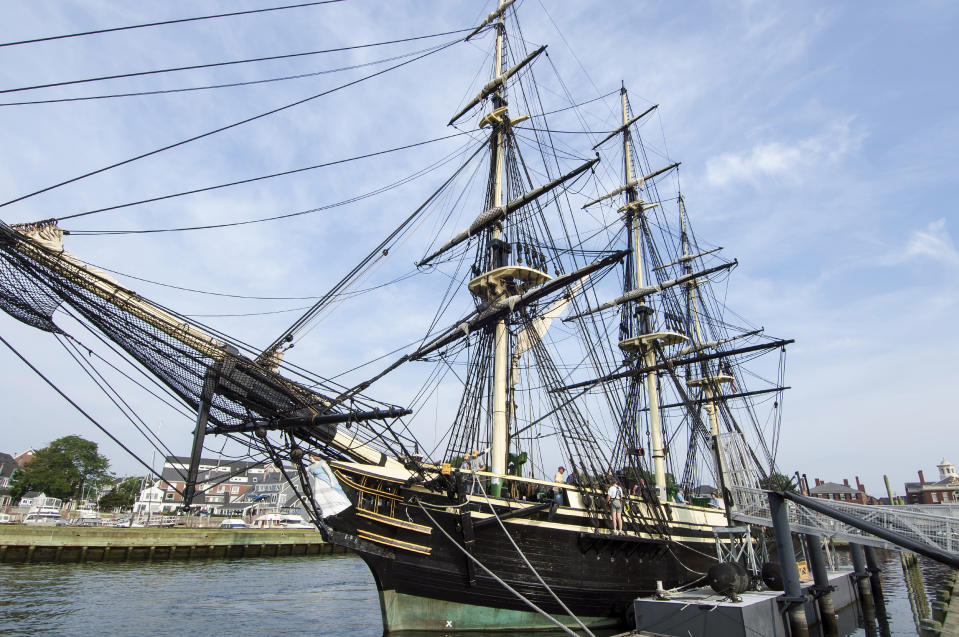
[808,476,880,505]
[144,456,268,515]
[904,459,959,504]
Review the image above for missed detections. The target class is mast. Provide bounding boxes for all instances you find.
[681,197,733,504]
[489,0,509,496]
[615,86,686,502]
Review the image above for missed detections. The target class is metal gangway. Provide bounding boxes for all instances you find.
[719,433,959,566]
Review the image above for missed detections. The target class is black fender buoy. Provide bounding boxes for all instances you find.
[708,561,749,596]
[762,561,784,591]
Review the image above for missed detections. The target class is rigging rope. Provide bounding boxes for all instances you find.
[62,134,477,226]
[0,29,470,95]
[0,1,347,48]
[0,37,463,211]
[0,333,182,495]
[473,475,596,637]
[0,42,451,108]
[414,497,581,637]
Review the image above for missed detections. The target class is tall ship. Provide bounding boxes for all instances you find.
[0,1,793,632]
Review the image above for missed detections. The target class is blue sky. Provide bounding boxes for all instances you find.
[0,1,956,498]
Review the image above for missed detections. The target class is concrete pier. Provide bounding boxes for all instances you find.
[628,568,857,637]
[0,526,344,563]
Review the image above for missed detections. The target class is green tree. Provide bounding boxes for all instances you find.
[10,436,111,502]
[761,472,798,493]
[98,476,142,510]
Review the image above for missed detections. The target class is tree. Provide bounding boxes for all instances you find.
[10,436,111,502]
[761,472,799,493]
[98,476,142,510]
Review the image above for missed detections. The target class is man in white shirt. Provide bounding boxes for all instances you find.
[552,466,566,505]
[607,480,624,534]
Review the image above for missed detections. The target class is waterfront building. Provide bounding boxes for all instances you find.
[133,483,165,517]
[14,449,35,467]
[243,471,307,517]
[904,459,959,504]
[0,452,16,508]
[18,491,62,510]
[809,477,880,505]
[146,456,286,515]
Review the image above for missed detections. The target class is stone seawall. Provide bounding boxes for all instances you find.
[0,526,346,562]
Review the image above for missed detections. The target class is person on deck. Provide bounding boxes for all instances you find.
[565,468,581,488]
[607,479,624,534]
[709,491,722,508]
[552,466,566,505]
[674,488,686,504]
[462,450,484,494]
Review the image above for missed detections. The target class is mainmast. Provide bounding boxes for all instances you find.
[615,87,687,502]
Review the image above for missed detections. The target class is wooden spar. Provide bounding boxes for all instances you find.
[673,329,763,357]
[447,45,546,126]
[0,221,407,468]
[410,250,627,361]
[465,0,516,41]
[344,249,627,401]
[591,104,658,149]
[416,156,599,266]
[638,385,791,412]
[551,338,795,392]
[581,162,680,209]
[1,222,227,361]
[563,259,737,321]
[653,246,723,271]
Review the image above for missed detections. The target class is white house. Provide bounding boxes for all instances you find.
[19,491,62,510]
[133,482,165,517]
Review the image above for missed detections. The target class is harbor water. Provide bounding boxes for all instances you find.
[0,549,950,636]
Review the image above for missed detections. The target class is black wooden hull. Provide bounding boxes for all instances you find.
[322,468,721,632]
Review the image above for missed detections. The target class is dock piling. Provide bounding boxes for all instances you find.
[850,542,877,627]
[768,492,809,637]
[864,546,886,605]
[805,534,838,636]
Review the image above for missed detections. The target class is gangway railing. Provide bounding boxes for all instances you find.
[717,432,959,566]
[729,484,959,555]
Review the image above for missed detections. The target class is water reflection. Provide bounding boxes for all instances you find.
[0,550,951,636]
[818,549,951,637]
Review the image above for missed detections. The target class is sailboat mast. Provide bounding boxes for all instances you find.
[620,87,668,500]
[490,0,509,496]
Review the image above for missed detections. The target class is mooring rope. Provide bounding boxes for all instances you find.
[472,476,596,637]
[413,497,580,637]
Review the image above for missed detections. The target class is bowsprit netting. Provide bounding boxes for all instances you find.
[0,220,410,461]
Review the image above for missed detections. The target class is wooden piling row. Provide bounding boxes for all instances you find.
[0,527,346,563]
[923,568,959,636]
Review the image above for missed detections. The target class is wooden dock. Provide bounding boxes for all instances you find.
[0,526,347,563]
[927,567,959,636]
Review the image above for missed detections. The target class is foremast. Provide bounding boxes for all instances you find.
[452,0,552,496]
[489,0,511,497]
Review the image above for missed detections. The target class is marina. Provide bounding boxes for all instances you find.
[0,526,339,563]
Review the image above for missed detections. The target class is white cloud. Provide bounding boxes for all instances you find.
[704,118,864,188]
[901,218,959,268]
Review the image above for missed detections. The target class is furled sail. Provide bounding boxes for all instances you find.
[564,260,736,321]
[417,156,599,266]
